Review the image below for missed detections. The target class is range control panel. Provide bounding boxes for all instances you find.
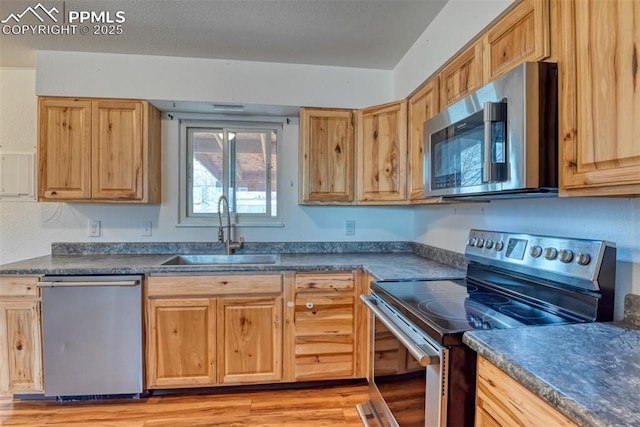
[464,229,616,291]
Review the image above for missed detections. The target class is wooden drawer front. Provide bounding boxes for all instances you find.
[148,274,282,298]
[295,272,354,293]
[294,336,354,380]
[476,356,578,427]
[0,277,39,298]
[294,295,354,336]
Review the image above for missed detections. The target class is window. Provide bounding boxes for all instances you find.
[179,119,280,225]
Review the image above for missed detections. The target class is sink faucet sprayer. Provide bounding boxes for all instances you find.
[217,195,243,255]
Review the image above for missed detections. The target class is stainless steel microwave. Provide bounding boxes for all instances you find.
[423,61,558,199]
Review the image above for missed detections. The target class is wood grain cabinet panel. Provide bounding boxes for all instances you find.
[440,41,484,108]
[476,356,578,426]
[0,276,42,396]
[38,97,161,203]
[217,297,282,384]
[37,98,92,200]
[146,274,284,389]
[299,108,355,204]
[291,271,364,381]
[483,0,550,82]
[147,298,216,388]
[356,101,407,204]
[557,0,640,196]
[407,77,440,203]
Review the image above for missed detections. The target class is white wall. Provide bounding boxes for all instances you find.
[0,65,413,265]
[36,51,391,109]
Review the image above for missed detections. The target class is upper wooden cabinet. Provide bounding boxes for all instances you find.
[407,77,440,203]
[482,0,551,82]
[38,97,161,203]
[439,40,484,108]
[299,108,355,204]
[356,101,408,204]
[557,0,640,196]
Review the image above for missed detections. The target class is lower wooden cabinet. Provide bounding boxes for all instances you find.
[476,356,578,426]
[0,276,43,395]
[289,271,367,381]
[146,274,283,389]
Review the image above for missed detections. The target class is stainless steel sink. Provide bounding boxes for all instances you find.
[160,254,280,266]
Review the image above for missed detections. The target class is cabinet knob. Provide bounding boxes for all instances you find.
[306,302,314,309]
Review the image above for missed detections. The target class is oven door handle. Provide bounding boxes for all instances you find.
[360,295,440,367]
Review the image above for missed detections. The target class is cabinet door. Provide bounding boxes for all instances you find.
[476,356,578,426]
[483,0,550,82]
[92,100,144,200]
[356,101,407,204]
[407,77,440,202]
[440,41,483,108]
[217,297,282,384]
[0,301,43,394]
[38,98,92,200]
[558,0,640,195]
[147,298,216,388]
[299,108,354,204]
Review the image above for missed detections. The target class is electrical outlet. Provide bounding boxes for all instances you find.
[345,220,355,236]
[88,219,101,237]
[142,220,152,237]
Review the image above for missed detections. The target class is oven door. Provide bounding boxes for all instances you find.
[359,295,448,427]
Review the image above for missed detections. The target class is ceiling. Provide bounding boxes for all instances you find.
[0,0,448,69]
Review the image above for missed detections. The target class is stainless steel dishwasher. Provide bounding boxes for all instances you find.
[38,275,143,397]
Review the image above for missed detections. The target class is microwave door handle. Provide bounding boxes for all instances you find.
[483,101,508,182]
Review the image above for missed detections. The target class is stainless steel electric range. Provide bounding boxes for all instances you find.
[357,229,616,427]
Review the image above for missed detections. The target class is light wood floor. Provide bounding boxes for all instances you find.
[0,382,369,426]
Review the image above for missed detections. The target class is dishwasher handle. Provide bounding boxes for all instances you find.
[38,280,140,288]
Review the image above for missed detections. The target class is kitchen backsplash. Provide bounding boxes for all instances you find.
[51,241,468,269]
[624,294,640,327]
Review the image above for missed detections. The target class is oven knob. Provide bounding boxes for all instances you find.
[476,238,485,248]
[576,252,591,266]
[544,247,558,260]
[485,239,494,249]
[468,237,477,247]
[494,241,504,251]
[530,245,543,258]
[559,249,574,263]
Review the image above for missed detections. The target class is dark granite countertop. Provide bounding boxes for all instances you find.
[0,251,466,281]
[464,320,640,426]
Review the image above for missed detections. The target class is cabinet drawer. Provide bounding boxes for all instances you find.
[0,276,39,298]
[476,356,577,426]
[295,272,354,292]
[148,274,282,298]
[294,336,354,380]
[294,295,354,335]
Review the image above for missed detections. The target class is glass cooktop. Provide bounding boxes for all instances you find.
[371,279,578,345]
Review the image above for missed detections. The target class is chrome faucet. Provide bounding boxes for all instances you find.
[217,195,243,255]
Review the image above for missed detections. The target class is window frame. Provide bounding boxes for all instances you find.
[178,118,283,227]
